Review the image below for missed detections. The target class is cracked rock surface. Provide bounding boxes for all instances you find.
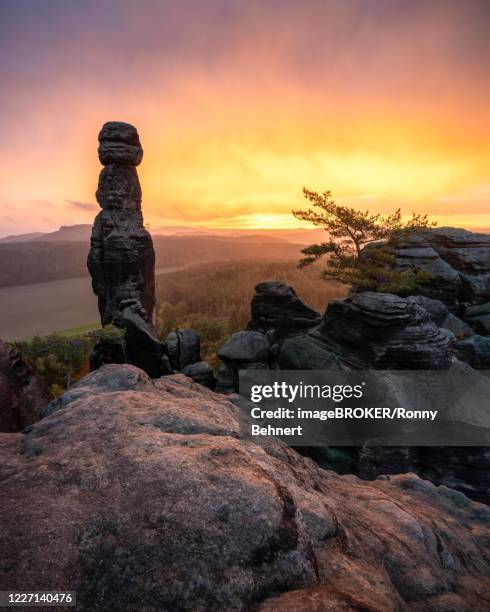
[1,364,488,611]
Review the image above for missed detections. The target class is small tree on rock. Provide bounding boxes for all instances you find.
[293,188,435,293]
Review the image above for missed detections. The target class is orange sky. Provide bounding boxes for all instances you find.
[1,0,489,236]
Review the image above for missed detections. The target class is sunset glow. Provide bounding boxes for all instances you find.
[1,0,489,235]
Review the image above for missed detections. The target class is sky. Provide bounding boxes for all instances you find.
[0,0,489,236]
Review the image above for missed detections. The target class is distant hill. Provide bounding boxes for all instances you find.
[0,232,45,243]
[1,224,326,245]
[33,224,93,242]
[154,226,327,243]
[0,234,306,288]
[0,224,92,244]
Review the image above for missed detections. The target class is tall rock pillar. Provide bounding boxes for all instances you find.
[88,121,170,377]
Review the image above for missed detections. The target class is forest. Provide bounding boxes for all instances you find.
[0,235,306,287]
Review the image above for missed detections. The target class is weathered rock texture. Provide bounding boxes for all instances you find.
[87,122,169,378]
[217,330,271,393]
[317,292,453,369]
[247,281,321,339]
[167,328,201,370]
[0,340,52,432]
[1,364,488,610]
[88,122,154,326]
[217,291,454,391]
[389,227,490,312]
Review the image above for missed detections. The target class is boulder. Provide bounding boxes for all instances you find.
[0,340,52,432]
[217,331,271,393]
[98,120,143,166]
[218,330,270,364]
[247,281,321,339]
[115,300,172,379]
[318,292,453,369]
[454,334,490,369]
[441,313,474,339]
[181,361,216,390]
[215,364,236,394]
[1,365,488,610]
[463,301,490,335]
[167,328,201,370]
[274,333,344,371]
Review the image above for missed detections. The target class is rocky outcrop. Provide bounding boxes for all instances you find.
[87,122,170,378]
[388,233,462,309]
[217,331,271,393]
[407,295,474,339]
[317,292,453,369]
[306,441,490,506]
[165,328,215,388]
[1,364,488,610]
[454,334,490,369]
[424,227,490,305]
[167,328,201,370]
[463,302,490,335]
[88,122,155,325]
[247,281,321,339]
[388,228,490,312]
[274,333,343,371]
[0,340,52,432]
[218,292,453,386]
[181,361,216,389]
[368,227,490,367]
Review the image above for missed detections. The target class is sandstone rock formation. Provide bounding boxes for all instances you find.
[317,292,453,369]
[384,227,490,312]
[167,328,201,370]
[364,227,490,370]
[87,122,169,378]
[88,122,154,325]
[0,340,52,432]
[217,330,271,393]
[454,334,490,369]
[181,361,216,389]
[217,291,454,390]
[87,122,212,382]
[1,364,488,610]
[247,281,321,339]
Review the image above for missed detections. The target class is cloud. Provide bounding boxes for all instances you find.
[1,0,490,232]
[28,199,56,208]
[66,199,98,211]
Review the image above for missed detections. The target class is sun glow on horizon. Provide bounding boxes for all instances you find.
[1,1,489,236]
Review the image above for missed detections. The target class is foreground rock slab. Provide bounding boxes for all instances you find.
[0,365,488,610]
